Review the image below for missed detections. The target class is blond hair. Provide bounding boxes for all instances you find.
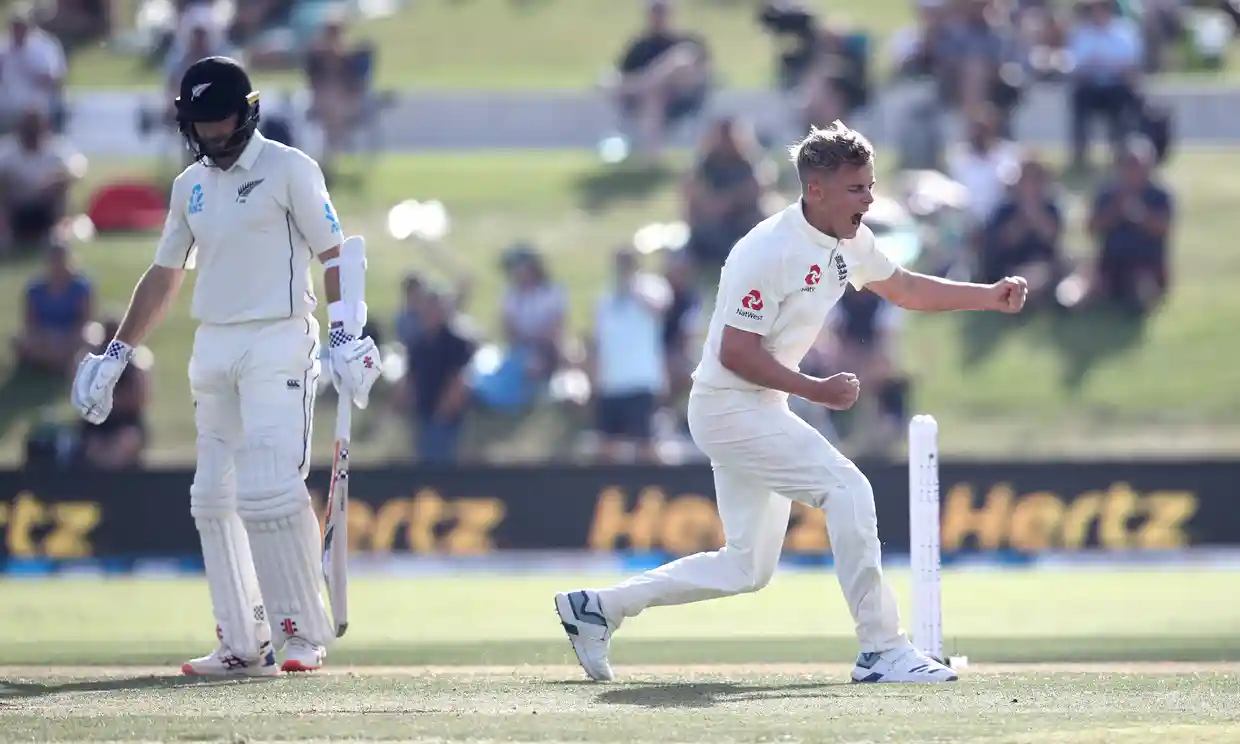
[788,121,875,186]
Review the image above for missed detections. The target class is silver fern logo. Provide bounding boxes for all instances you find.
[236,178,265,203]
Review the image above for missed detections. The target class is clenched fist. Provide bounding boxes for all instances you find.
[988,276,1028,313]
[805,373,861,410]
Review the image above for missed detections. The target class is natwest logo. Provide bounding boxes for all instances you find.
[803,264,821,292]
[736,289,764,320]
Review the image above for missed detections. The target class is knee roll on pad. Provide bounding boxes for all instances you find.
[245,505,335,648]
[235,435,312,521]
[195,513,272,657]
[190,438,236,518]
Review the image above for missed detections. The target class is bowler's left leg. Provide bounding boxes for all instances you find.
[235,316,336,672]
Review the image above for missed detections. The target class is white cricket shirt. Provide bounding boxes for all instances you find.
[692,200,898,393]
[152,132,344,325]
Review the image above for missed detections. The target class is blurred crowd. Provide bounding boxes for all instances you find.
[3,0,1199,468]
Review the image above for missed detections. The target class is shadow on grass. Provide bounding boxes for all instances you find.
[957,303,1146,389]
[573,162,679,213]
[959,311,1033,369]
[16,636,1240,667]
[0,674,272,702]
[589,680,850,709]
[1039,305,1147,390]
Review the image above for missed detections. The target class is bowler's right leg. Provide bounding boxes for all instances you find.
[556,462,792,681]
[182,349,277,677]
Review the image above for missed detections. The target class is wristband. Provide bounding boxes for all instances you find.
[105,339,134,362]
[328,301,349,327]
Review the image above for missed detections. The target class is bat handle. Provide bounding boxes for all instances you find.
[334,389,352,440]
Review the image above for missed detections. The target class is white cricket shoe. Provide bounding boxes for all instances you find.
[555,590,615,682]
[851,642,959,683]
[181,643,279,677]
[281,637,326,673]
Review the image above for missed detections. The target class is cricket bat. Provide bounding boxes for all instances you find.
[322,235,367,638]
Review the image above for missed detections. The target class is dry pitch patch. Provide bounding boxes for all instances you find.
[1,664,1238,743]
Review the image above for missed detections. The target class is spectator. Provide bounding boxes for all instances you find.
[39,0,112,52]
[660,248,701,402]
[0,107,83,253]
[937,0,1027,125]
[682,117,773,277]
[305,16,372,177]
[608,0,712,159]
[981,155,1065,306]
[0,6,66,134]
[13,241,93,375]
[1067,0,1142,169]
[164,8,233,103]
[472,245,567,413]
[946,103,1022,237]
[830,287,908,452]
[75,317,149,470]
[394,273,431,353]
[407,289,476,464]
[589,247,671,463]
[1080,139,1173,314]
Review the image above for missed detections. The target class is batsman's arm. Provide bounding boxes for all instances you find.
[112,266,185,346]
[115,175,196,347]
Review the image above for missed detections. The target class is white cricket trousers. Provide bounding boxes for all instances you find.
[188,315,334,653]
[595,387,907,653]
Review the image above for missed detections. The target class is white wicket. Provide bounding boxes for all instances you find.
[909,414,944,663]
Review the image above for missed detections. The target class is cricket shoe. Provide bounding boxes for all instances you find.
[281,637,326,673]
[181,643,279,677]
[851,643,959,684]
[555,590,615,682]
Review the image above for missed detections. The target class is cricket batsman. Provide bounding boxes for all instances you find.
[556,121,1027,684]
[69,57,381,676]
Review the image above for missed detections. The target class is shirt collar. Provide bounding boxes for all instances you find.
[789,199,843,250]
[234,131,267,171]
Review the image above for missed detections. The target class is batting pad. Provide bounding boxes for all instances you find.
[195,513,273,658]
[245,505,335,648]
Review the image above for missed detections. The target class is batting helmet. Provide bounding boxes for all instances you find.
[174,56,261,165]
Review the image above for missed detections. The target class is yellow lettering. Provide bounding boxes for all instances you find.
[346,499,375,553]
[658,494,721,555]
[1059,491,1102,549]
[44,502,101,558]
[942,483,1012,551]
[365,497,411,552]
[1140,492,1196,549]
[6,492,45,557]
[1099,483,1140,549]
[1007,493,1063,552]
[587,487,665,551]
[786,503,830,553]
[406,490,448,553]
[444,498,506,554]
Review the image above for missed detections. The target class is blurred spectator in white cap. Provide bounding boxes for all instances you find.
[0,5,66,135]
[0,107,83,254]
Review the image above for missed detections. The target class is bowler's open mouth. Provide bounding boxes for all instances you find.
[851,213,863,226]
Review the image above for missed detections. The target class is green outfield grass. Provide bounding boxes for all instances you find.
[67,0,1240,91]
[2,569,1239,742]
[0,148,1236,465]
[1,569,1237,665]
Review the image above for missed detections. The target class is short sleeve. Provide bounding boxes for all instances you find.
[153,174,197,269]
[848,227,898,290]
[287,151,343,255]
[718,243,784,336]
